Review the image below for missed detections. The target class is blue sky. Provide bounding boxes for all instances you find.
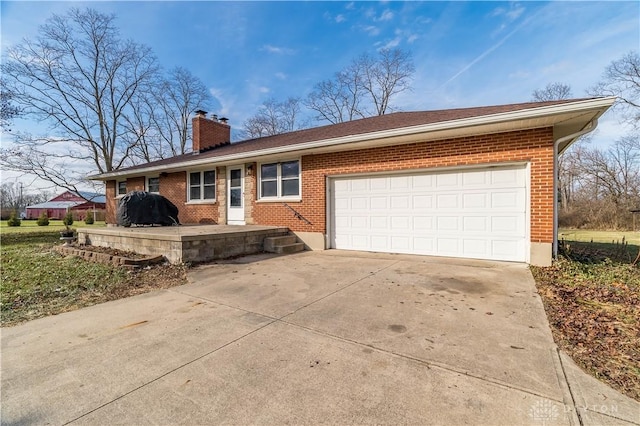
[1,1,638,192]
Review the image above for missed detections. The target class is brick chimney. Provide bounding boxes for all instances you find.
[192,110,231,153]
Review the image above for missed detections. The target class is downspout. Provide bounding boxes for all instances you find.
[552,118,598,258]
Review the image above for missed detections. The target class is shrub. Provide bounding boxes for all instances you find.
[62,211,74,226]
[84,215,94,225]
[7,212,21,227]
[37,212,49,226]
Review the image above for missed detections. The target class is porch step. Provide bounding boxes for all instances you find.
[264,235,305,254]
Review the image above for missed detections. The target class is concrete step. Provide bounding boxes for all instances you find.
[264,235,298,252]
[272,242,305,254]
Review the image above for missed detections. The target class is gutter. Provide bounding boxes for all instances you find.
[90,97,616,180]
[552,118,599,258]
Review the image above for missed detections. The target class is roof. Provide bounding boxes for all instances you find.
[91,97,616,180]
[74,191,106,203]
[26,201,83,210]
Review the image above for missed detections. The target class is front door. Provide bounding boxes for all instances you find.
[227,165,245,225]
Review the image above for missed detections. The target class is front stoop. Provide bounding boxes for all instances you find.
[264,235,305,255]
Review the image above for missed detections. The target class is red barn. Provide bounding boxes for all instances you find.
[26,191,106,220]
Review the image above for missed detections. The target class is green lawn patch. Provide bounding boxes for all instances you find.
[1,228,187,326]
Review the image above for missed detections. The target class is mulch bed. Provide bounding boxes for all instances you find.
[55,244,164,269]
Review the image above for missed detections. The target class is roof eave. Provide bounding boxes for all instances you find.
[90,97,616,181]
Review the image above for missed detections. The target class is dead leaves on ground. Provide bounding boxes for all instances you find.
[531,257,640,401]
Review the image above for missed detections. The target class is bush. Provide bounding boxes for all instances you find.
[84,215,94,225]
[62,211,74,226]
[7,212,21,227]
[37,212,49,226]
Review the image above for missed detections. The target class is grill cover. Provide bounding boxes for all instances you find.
[116,191,180,227]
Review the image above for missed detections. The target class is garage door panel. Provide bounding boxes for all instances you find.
[436,194,459,209]
[412,174,434,188]
[491,191,525,209]
[331,166,527,262]
[463,216,488,232]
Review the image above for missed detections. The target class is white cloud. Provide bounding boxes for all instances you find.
[376,9,394,22]
[258,87,270,94]
[382,36,401,49]
[335,14,346,23]
[345,2,355,10]
[360,25,380,36]
[209,87,233,117]
[407,34,419,43]
[261,44,295,55]
[275,72,287,80]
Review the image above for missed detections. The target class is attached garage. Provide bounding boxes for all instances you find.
[330,165,528,262]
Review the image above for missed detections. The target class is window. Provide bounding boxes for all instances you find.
[147,177,160,193]
[117,181,127,196]
[259,160,300,199]
[188,170,216,201]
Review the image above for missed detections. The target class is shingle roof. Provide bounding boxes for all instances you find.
[99,98,598,175]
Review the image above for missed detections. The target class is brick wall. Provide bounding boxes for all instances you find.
[159,171,219,224]
[251,127,555,243]
[105,127,555,244]
[192,114,231,152]
[105,180,117,224]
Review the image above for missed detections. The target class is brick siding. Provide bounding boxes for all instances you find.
[251,127,554,243]
[106,127,554,244]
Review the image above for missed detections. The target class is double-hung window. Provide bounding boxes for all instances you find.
[259,160,300,199]
[147,177,160,193]
[188,170,216,201]
[117,181,127,196]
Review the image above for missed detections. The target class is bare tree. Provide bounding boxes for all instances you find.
[0,182,50,214]
[242,97,302,138]
[0,79,20,131]
[305,48,415,124]
[531,82,573,102]
[0,8,159,191]
[589,50,640,128]
[152,67,213,156]
[360,48,415,115]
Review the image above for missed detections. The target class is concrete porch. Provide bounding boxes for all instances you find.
[77,225,291,264]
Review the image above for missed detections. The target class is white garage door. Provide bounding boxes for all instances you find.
[330,165,528,262]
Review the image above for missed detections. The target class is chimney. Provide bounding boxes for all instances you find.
[192,110,231,153]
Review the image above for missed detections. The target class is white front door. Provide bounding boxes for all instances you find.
[227,165,245,225]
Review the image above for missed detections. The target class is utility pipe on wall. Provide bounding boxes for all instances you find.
[552,119,599,258]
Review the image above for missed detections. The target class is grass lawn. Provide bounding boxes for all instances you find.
[0,220,106,233]
[532,230,640,401]
[1,225,187,326]
[559,228,640,246]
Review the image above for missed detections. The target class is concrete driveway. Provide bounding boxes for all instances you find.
[2,251,638,425]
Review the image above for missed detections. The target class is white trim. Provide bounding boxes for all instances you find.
[90,97,616,180]
[255,197,302,203]
[257,159,302,200]
[116,180,127,197]
[186,169,217,202]
[226,164,245,225]
[146,176,160,194]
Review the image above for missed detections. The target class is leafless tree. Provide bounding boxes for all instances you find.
[531,82,573,102]
[0,182,50,213]
[305,48,415,124]
[0,79,20,131]
[589,50,640,128]
[242,97,302,138]
[151,67,212,156]
[0,8,159,191]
